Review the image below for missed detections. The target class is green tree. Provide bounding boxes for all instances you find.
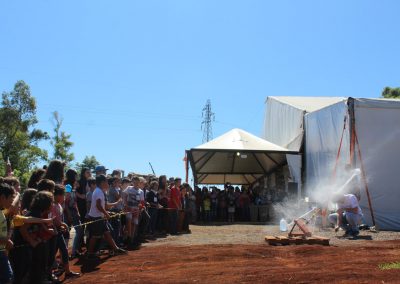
[382,87,400,99]
[50,111,74,164]
[0,81,48,177]
[76,155,100,172]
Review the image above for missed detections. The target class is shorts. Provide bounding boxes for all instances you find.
[0,251,13,283]
[87,216,109,237]
[126,208,139,225]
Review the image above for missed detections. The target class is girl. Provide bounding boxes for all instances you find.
[64,169,84,259]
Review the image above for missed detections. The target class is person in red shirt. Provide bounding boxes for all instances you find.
[168,178,182,235]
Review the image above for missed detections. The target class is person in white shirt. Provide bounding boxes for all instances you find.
[328,193,363,237]
[122,176,142,245]
[86,175,126,258]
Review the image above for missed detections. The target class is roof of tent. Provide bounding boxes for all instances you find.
[187,128,298,185]
[267,96,347,113]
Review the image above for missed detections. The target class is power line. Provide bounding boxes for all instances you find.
[201,99,215,143]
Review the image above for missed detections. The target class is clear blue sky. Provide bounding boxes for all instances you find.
[1,1,399,180]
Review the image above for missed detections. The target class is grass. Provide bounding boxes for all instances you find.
[378,262,400,270]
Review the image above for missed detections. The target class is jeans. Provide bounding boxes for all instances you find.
[56,232,69,264]
[0,251,13,284]
[9,246,31,284]
[328,212,361,234]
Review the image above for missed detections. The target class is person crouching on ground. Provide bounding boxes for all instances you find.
[86,175,126,259]
[328,193,363,237]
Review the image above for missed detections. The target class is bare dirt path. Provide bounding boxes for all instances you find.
[66,225,400,283]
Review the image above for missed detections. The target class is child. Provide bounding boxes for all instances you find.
[19,191,56,284]
[146,181,159,235]
[0,182,16,284]
[122,176,142,246]
[228,187,236,223]
[86,175,126,258]
[52,185,80,278]
[203,193,211,223]
[85,177,97,217]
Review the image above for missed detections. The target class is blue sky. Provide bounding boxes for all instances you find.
[1,1,399,180]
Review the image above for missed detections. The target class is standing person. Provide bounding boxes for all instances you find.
[93,165,108,177]
[195,186,203,223]
[52,185,80,279]
[20,191,57,284]
[122,176,142,246]
[210,187,218,222]
[168,178,182,235]
[203,193,211,223]
[77,168,91,225]
[228,186,236,223]
[157,175,169,234]
[180,184,191,233]
[86,175,126,258]
[146,181,160,235]
[27,168,46,189]
[137,177,149,241]
[64,169,84,259]
[0,183,16,284]
[43,160,65,185]
[240,188,251,222]
[218,189,227,222]
[107,176,123,245]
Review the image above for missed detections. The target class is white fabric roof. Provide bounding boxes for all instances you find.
[188,128,297,185]
[195,128,290,151]
[267,96,346,113]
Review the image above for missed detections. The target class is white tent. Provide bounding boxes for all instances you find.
[187,128,298,185]
[263,96,347,198]
[264,96,400,230]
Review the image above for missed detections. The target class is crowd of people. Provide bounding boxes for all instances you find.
[0,160,201,284]
[0,159,282,284]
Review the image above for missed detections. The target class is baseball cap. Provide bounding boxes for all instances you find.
[93,165,109,173]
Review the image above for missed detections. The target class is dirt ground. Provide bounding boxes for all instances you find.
[66,225,400,283]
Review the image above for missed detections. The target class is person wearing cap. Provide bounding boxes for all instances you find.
[93,165,108,177]
[168,177,182,235]
[86,175,126,258]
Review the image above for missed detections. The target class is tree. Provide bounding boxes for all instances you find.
[0,81,48,177]
[382,87,400,99]
[50,111,74,164]
[76,155,100,172]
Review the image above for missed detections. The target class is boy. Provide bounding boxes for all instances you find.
[52,185,80,278]
[122,176,143,246]
[0,183,16,284]
[87,175,126,258]
[107,176,123,245]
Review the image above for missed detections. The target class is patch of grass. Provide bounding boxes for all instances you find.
[379,262,400,270]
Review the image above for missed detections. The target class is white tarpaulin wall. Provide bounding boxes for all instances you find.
[304,101,350,189]
[263,97,346,198]
[304,98,400,230]
[354,99,400,230]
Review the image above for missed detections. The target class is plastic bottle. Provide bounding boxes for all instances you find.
[280,218,287,232]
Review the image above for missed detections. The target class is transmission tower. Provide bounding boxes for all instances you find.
[201,99,215,143]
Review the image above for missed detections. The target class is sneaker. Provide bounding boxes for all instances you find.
[114,247,128,255]
[352,230,360,237]
[65,271,80,278]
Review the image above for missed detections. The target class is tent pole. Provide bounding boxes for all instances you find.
[332,115,347,179]
[354,130,376,227]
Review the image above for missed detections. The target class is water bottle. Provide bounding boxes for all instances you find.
[280,218,287,232]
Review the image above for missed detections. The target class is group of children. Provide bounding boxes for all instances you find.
[0,160,193,284]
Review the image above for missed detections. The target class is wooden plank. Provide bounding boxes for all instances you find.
[295,219,312,237]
